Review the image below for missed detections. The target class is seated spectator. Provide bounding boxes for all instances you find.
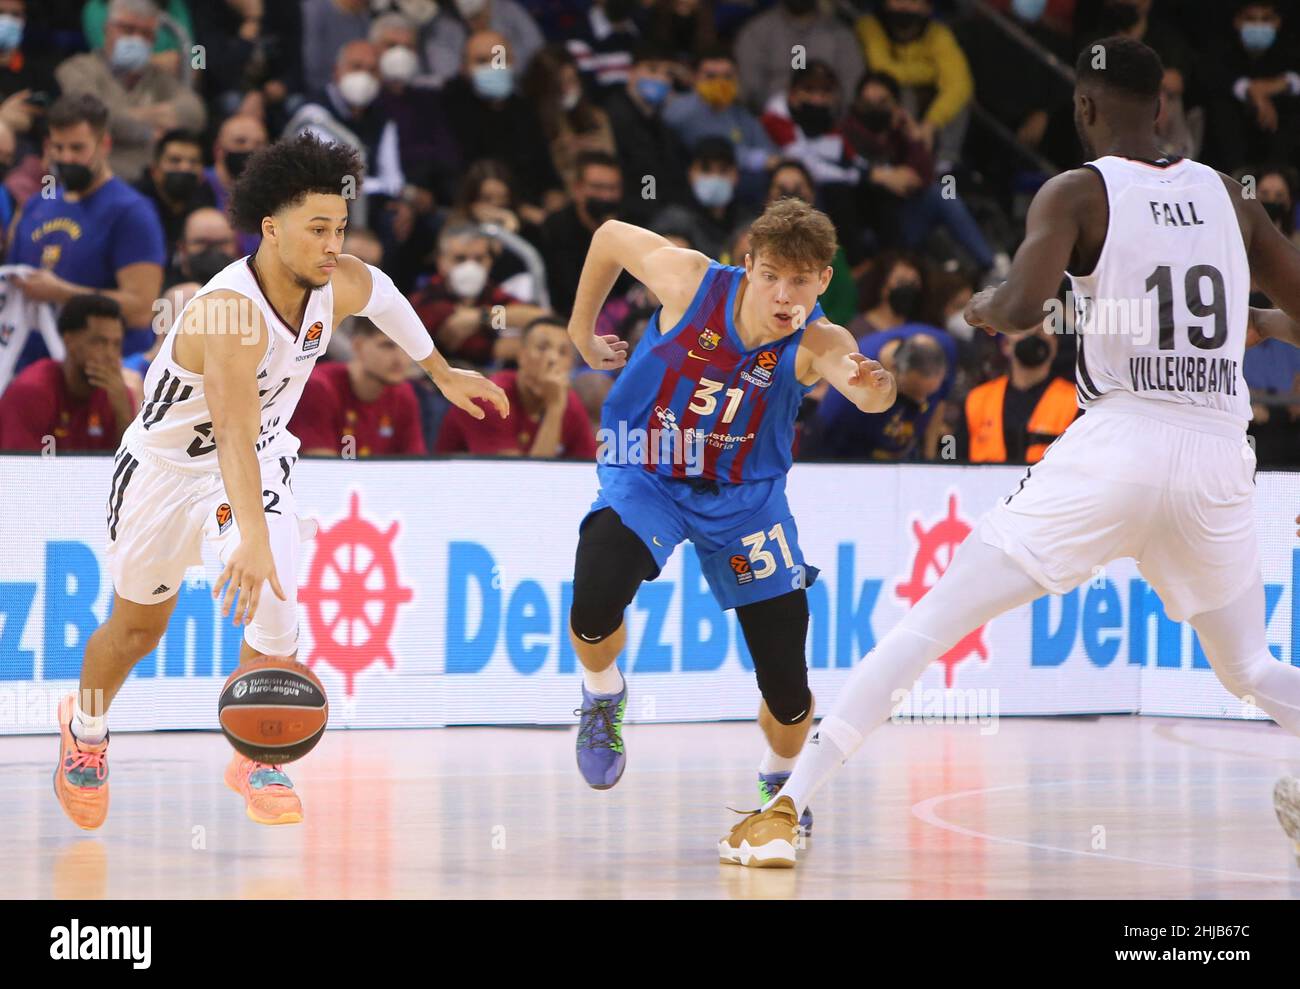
[134,128,216,257]
[442,30,563,214]
[855,0,974,171]
[843,70,996,271]
[959,326,1076,463]
[424,0,544,87]
[761,60,860,190]
[301,0,370,97]
[8,93,165,364]
[1258,163,1300,249]
[652,136,748,259]
[291,318,426,457]
[1207,1,1300,170]
[190,0,303,128]
[409,223,546,368]
[1245,314,1300,466]
[205,113,268,257]
[441,159,545,302]
[169,207,238,286]
[603,40,691,223]
[522,43,616,193]
[736,0,863,111]
[55,0,206,183]
[0,118,16,246]
[435,314,597,459]
[663,45,775,203]
[0,294,134,451]
[647,0,718,63]
[541,150,628,317]
[373,10,461,204]
[811,328,954,460]
[764,159,857,325]
[567,0,640,95]
[1154,65,1203,161]
[81,0,191,76]
[850,249,930,338]
[0,0,61,153]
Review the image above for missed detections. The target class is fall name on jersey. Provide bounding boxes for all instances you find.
[1128,354,1239,395]
[1147,200,1205,227]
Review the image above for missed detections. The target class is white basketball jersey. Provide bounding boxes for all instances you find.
[121,257,334,471]
[1067,155,1251,426]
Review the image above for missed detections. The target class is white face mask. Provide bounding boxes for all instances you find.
[338,70,381,107]
[448,259,488,299]
[379,46,419,84]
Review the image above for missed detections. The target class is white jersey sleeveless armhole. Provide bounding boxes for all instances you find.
[1067,155,1251,427]
[121,257,335,471]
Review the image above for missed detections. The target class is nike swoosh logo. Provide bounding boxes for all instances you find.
[687,350,708,361]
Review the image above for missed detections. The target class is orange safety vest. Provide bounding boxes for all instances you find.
[965,376,1077,463]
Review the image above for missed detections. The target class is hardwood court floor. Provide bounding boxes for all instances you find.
[4,716,1300,899]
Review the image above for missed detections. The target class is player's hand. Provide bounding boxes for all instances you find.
[435,366,510,420]
[577,333,629,371]
[213,536,287,627]
[847,353,890,390]
[964,286,1001,336]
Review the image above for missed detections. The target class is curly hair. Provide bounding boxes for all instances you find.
[748,197,838,272]
[228,133,364,234]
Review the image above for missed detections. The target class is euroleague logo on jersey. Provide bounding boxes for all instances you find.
[698,327,721,351]
[215,502,233,535]
[729,554,753,584]
[741,350,780,389]
[302,321,324,354]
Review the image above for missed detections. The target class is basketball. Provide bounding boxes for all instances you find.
[218,659,328,765]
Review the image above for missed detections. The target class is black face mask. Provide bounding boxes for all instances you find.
[1013,334,1051,368]
[1262,200,1289,222]
[882,9,927,41]
[856,103,893,132]
[888,282,922,319]
[791,103,833,137]
[584,196,620,223]
[161,170,200,202]
[185,247,236,285]
[223,150,252,180]
[55,161,94,193]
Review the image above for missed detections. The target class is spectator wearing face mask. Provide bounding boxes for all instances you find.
[651,136,746,260]
[761,61,860,190]
[1256,163,1300,249]
[204,114,267,258]
[959,326,1076,464]
[291,317,427,457]
[0,294,134,451]
[133,129,216,257]
[540,150,632,319]
[735,0,864,112]
[409,224,547,368]
[169,207,238,286]
[424,0,544,87]
[81,0,191,76]
[435,314,596,459]
[54,0,206,184]
[372,11,462,205]
[0,0,61,150]
[854,0,973,173]
[604,40,692,223]
[850,251,930,339]
[7,93,165,364]
[663,45,775,204]
[443,30,563,214]
[522,43,616,194]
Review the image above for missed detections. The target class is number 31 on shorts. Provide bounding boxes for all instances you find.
[740,523,794,580]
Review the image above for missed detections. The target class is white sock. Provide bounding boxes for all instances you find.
[72,699,107,745]
[759,748,796,775]
[764,722,853,812]
[582,664,625,696]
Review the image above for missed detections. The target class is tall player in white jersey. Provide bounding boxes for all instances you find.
[53,134,508,830]
[721,36,1300,868]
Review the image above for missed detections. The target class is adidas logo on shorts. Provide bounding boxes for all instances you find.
[151,584,170,595]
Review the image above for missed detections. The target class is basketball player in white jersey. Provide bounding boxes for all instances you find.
[54,134,508,830]
[721,36,1300,867]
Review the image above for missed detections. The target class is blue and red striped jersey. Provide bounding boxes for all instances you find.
[599,262,821,483]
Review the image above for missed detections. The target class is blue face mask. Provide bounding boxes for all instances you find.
[636,77,671,108]
[471,65,514,100]
[110,34,151,72]
[692,173,735,208]
[0,14,23,52]
[1240,22,1276,52]
[1010,0,1048,22]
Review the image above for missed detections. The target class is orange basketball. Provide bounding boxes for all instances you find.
[218,658,328,764]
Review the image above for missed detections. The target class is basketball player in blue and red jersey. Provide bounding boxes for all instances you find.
[565,197,896,830]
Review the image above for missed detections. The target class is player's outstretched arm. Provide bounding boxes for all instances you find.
[335,254,508,421]
[567,220,710,370]
[201,290,287,628]
[965,169,1092,336]
[800,318,896,413]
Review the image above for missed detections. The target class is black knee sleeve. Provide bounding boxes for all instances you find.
[570,508,658,643]
[737,589,812,725]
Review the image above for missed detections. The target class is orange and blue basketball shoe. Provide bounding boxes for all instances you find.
[574,682,627,789]
[224,753,303,825]
[54,694,110,830]
[758,772,813,834]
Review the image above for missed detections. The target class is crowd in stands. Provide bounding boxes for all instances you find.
[0,0,1298,466]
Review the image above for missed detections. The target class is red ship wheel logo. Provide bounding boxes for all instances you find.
[303,491,413,697]
[894,492,988,686]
